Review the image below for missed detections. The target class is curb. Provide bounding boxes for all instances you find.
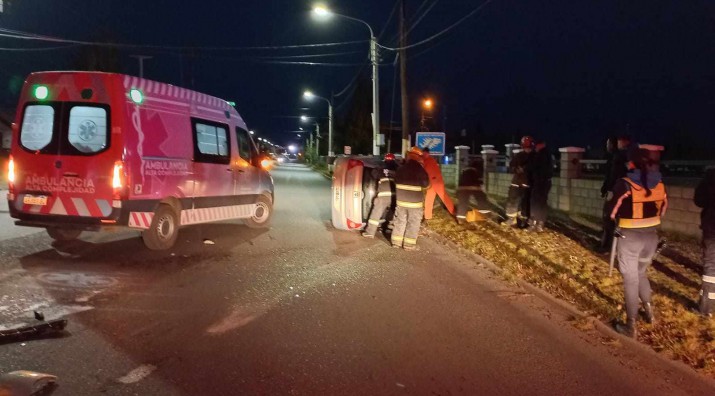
[423,227,715,387]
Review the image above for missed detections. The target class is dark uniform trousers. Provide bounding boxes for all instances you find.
[530,179,551,222]
[456,187,489,219]
[700,237,715,315]
[364,196,392,236]
[618,228,658,321]
[391,204,423,248]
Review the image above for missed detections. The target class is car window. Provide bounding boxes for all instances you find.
[235,127,251,160]
[20,105,54,151]
[192,118,230,164]
[68,106,108,153]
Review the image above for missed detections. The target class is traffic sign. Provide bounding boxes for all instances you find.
[415,132,446,155]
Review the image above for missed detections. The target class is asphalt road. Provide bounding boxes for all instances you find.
[0,163,713,395]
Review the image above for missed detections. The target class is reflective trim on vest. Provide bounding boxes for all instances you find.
[380,178,394,183]
[397,200,423,208]
[396,184,423,192]
[618,217,661,228]
[377,192,393,197]
[703,275,715,284]
[616,179,666,229]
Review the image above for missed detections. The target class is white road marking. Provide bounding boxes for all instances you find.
[117,364,157,384]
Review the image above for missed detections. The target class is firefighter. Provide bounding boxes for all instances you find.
[456,158,490,225]
[504,136,535,227]
[391,147,430,250]
[363,153,398,238]
[694,167,715,317]
[527,138,552,232]
[609,148,667,337]
[421,147,455,220]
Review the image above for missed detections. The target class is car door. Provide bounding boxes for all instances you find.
[234,127,260,196]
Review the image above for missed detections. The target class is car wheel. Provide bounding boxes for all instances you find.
[142,204,179,250]
[245,195,272,228]
[46,227,82,242]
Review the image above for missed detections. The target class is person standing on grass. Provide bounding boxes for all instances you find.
[421,147,455,220]
[527,138,552,232]
[599,136,624,251]
[610,148,667,337]
[455,158,490,225]
[504,136,535,227]
[694,167,715,317]
[391,147,430,251]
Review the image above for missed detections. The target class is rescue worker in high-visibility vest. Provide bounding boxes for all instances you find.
[694,167,715,317]
[421,147,455,220]
[504,136,535,227]
[363,153,398,238]
[391,147,430,250]
[456,158,490,225]
[610,148,667,337]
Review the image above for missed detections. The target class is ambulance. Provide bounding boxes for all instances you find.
[7,71,274,250]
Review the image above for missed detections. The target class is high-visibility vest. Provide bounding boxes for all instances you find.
[613,178,667,228]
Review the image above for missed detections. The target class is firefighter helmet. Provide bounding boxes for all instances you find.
[384,153,396,162]
[520,136,535,149]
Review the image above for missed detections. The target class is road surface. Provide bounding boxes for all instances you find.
[0,163,712,395]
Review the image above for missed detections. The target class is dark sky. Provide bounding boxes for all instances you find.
[1,0,714,157]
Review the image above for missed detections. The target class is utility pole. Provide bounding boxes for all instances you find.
[130,55,152,79]
[399,0,410,156]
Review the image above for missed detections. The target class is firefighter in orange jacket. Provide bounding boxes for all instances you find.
[609,148,667,337]
[391,148,430,250]
[421,147,455,219]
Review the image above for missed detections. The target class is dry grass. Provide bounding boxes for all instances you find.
[427,207,715,377]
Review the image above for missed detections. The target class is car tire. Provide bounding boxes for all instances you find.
[142,204,179,250]
[46,227,82,242]
[245,195,272,228]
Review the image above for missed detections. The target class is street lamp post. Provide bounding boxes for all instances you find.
[420,98,433,132]
[303,90,334,157]
[313,6,379,156]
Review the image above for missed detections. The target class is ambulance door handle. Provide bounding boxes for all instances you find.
[237,169,245,173]
[63,172,79,177]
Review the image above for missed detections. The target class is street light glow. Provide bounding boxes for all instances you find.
[303,90,314,99]
[423,99,433,110]
[312,5,331,18]
[301,115,308,122]
[249,130,254,135]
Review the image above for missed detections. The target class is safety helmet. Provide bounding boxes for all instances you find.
[520,136,535,149]
[407,147,423,162]
[384,153,396,162]
[409,146,423,156]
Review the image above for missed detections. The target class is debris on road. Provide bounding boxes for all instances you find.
[117,364,157,384]
[0,370,58,396]
[33,311,44,321]
[203,239,215,245]
[0,319,68,345]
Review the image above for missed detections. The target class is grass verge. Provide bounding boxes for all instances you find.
[426,206,715,377]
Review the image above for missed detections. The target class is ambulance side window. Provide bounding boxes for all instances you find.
[68,106,108,154]
[20,105,54,151]
[235,127,251,161]
[192,118,230,164]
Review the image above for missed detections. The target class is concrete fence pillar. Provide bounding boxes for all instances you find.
[559,147,585,179]
[505,143,520,162]
[481,147,499,193]
[455,146,470,187]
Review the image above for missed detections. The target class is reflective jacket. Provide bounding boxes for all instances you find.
[376,168,396,198]
[394,159,430,208]
[611,174,667,229]
[509,151,533,187]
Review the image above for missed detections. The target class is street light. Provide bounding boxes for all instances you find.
[421,98,434,132]
[312,5,380,156]
[303,90,334,157]
[249,130,255,135]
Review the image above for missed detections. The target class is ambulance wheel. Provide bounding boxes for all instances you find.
[46,227,82,242]
[245,196,272,228]
[142,204,179,250]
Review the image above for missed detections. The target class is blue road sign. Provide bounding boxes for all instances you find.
[415,132,446,155]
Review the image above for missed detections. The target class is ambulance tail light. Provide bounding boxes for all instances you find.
[7,155,15,196]
[112,161,127,201]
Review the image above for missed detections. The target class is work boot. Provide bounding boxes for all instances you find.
[643,302,655,324]
[503,217,518,227]
[533,221,545,233]
[615,318,637,338]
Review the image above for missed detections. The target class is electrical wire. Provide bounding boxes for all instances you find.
[377,0,495,51]
[404,0,440,37]
[251,50,363,60]
[0,44,79,51]
[0,28,369,51]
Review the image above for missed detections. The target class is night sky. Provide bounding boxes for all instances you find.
[1,0,714,158]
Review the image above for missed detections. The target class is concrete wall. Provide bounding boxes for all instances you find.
[482,170,702,238]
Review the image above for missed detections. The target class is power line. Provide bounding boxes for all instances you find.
[0,28,369,51]
[404,0,440,37]
[251,50,363,60]
[378,0,495,51]
[0,44,79,51]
